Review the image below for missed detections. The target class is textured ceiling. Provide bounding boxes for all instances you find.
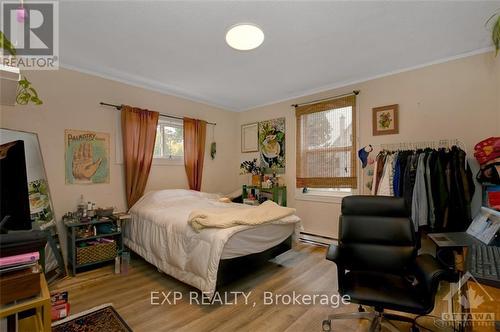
[59,1,500,111]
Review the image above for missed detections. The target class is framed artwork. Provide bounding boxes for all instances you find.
[65,129,110,184]
[372,104,399,136]
[28,179,55,229]
[241,122,259,153]
[259,117,285,174]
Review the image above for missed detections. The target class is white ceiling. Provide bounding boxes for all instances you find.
[60,1,500,111]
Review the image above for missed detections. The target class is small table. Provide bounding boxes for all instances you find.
[66,217,123,275]
[242,185,287,206]
[0,273,51,332]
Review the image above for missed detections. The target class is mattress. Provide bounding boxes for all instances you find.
[221,223,295,259]
[123,189,300,295]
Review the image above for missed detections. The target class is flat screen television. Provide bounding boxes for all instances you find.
[0,140,32,232]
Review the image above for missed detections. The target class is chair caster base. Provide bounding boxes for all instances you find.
[322,319,332,332]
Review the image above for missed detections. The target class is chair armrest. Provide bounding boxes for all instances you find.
[413,254,447,292]
[326,244,341,263]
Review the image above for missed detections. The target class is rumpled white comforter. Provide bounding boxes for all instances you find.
[123,189,301,296]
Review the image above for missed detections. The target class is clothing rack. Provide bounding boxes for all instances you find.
[100,102,216,126]
[379,139,465,153]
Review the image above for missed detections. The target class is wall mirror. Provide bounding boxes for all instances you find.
[0,128,66,282]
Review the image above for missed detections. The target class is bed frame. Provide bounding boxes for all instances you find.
[215,235,292,288]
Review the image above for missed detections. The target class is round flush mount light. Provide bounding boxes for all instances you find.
[225,24,264,51]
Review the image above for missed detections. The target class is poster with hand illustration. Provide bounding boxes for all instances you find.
[65,129,109,184]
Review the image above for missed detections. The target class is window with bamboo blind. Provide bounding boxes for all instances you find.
[295,95,357,189]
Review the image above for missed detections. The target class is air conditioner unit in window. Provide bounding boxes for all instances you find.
[0,64,21,106]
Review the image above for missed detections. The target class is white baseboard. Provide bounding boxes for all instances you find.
[299,232,338,246]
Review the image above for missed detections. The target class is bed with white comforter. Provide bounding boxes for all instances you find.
[123,189,300,296]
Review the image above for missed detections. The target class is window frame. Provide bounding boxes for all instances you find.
[295,95,358,191]
[153,118,184,166]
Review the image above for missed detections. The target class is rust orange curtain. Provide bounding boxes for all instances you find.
[121,105,159,208]
[183,118,206,191]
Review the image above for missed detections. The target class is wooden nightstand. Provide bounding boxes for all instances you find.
[242,185,287,207]
[65,217,123,276]
[0,272,51,332]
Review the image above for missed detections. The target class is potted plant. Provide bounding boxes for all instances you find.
[240,159,262,186]
[0,31,43,105]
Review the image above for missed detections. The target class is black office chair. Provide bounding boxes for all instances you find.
[323,196,447,332]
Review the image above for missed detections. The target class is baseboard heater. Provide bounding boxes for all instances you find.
[299,232,337,246]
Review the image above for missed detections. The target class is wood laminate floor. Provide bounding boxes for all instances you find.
[51,242,453,332]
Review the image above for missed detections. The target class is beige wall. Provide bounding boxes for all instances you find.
[238,51,500,239]
[0,68,240,241]
[0,51,498,244]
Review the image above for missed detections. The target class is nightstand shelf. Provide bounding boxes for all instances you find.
[242,185,287,207]
[74,257,117,269]
[0,273,51,332]
[66,217,124,276]
[74,231,122,242]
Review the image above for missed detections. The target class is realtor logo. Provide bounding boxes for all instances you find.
[1,1,59,69]
[439,272,496,328]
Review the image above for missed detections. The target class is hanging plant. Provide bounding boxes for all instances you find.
[210,142,216,160]
[0,30,43,105]
[0,31,16,56]
[487,11,500,56]
[16,77,43,105]
[209,126,216,160]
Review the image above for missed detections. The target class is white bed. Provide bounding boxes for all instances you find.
[123,189,300,296]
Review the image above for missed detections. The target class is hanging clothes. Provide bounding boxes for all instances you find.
[403,154,418,214]
[378,154,394,196]
[424,151,436,229]
[412,153,428,230]
[393,152,401,197]
[372,153,387,195]
[372,145,474,232]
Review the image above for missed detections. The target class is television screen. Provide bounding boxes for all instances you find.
[0,140,32,231]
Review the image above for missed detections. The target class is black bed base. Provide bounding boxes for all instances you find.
[215,235,292,288]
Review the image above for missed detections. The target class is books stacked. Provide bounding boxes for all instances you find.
[0,252,41,310]
[0,251,39,275]
[51,291,70,321]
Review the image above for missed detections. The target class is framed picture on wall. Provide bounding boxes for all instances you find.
[372,104,399,136]
[241,122,259,153]
[65,129,110,184]
[259,117,285,174]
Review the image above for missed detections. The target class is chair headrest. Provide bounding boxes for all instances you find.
[341,195,408,218]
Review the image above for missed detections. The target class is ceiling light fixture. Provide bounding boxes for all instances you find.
[225,24,264,51]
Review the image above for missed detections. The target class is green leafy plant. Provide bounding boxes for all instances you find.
[0,30,43,105]
[487,11,500,56]
[0,31,16,56]
[17,77,43,105]
[240,159,262,175]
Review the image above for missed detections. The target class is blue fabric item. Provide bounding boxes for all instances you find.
[358,145,372,168]
[393,157,401,197]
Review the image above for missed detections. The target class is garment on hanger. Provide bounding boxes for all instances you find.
[412,153,428,230]
[371,145,474,232]
[378,154,394,196]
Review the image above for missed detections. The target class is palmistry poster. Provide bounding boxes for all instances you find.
[65,129,110,184]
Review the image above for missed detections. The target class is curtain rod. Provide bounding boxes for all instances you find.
[291,90,360,108]
[99,102,216,126]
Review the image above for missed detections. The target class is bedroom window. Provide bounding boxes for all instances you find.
[295,94,357,190]
[153,118,184,163]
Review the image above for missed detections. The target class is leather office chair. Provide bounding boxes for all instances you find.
[323,196,447,332]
